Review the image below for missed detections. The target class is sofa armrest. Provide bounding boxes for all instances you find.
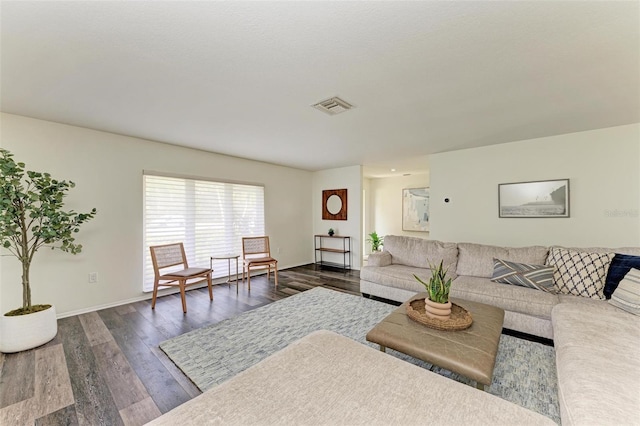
[368,251,392,267]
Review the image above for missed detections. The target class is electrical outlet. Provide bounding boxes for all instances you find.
[88,272,98,283]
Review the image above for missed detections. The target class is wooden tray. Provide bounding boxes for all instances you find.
[406,299,473,331]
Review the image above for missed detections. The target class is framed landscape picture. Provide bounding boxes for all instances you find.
[402,187,430,231]
[499,179,570,218]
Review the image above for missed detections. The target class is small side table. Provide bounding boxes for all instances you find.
[210,254,240,294]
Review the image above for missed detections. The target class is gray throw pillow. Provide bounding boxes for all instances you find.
[491,258,556,293]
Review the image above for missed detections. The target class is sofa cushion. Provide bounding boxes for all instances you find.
[367,251,392,267]
[557,294,625,314]
[456,243,549,278]
[552,303,640,426]
[609,268,640,315]
[562,246,640,257]
[450,275,559,319]
[383,235,458,274]
[491,258,556,293]
[546,247,613,300]
[604,254,640,299]
[360,264,426,294]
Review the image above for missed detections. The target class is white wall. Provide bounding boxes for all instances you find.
[363,178,371,256]
[0,113,313,316]
[312,166,362,269]
[368,173,430,247]
[430,124,640,247]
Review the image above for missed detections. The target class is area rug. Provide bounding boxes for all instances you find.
[160,287,560,423]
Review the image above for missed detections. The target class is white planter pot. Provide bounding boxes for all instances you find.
[0,305,57,353]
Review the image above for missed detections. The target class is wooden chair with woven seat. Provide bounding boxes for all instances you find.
[150,242,213,313]
[242,236,278,291]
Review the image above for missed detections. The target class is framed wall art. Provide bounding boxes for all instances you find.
[402,187,429,232]
[498,179,570,218]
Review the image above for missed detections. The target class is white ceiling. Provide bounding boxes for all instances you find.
[1,1,638,178]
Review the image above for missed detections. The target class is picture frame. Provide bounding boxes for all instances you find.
[322,189,347,220]
[402,187,429,232]
[498,179,570,218]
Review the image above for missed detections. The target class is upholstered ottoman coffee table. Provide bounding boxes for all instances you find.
[366,293,505,390]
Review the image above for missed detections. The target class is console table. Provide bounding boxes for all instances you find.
[314,235,351,271]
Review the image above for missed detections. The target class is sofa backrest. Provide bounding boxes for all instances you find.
[456,243,549,278]
[556,246,640,257]
[383,235,458,273]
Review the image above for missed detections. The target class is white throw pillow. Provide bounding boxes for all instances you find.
[609,268,640,315]
[546,247,613,300]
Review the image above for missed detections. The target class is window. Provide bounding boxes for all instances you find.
[143,173,265,291]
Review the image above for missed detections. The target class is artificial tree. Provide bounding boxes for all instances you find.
[0,148,97,315]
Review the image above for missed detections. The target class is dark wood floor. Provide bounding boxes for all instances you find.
[0,265,360,426]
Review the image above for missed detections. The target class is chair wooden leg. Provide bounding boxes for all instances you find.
[247,266,251,291]
[179,280,187,313]
[152,280,159,309]
[274,264,278,289]
[207,273,213,301]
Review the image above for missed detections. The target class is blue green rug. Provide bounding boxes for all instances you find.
[160,287,560,423]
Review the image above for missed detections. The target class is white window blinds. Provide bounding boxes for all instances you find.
[143,173,265,292]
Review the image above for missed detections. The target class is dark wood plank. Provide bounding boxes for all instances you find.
[149,347,200,399]
[106,321,191,413]
[78,312,115,346]
[132,300,192,340]
[35,404,79,426]
[0,348,35,408]
[91,341,150,410]
[119,310,173,348]
[57,316,124,426]
[115,305,136,315]
[97,306,129,331]
[0,264,363,424]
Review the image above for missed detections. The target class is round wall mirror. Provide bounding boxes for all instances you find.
[322,189,347,220]
[326,194,342,215]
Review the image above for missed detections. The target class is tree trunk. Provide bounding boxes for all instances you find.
[22,259,31,310]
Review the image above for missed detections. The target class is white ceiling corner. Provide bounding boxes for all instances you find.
[0,1,638,177]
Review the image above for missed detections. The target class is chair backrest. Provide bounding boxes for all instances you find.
[242,236,271,259]
[150,243,189,277]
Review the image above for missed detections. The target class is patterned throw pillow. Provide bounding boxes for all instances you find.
[491,258,556,293]
[609,268,640,315]
[603,254,640,299]
[546,247,614,300]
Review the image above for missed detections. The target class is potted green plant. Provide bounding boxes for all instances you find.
[366,231,383,252]
[328,228,335,237]
[0,148,97,353]
[414,260,452,320]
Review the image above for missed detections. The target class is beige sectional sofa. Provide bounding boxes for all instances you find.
[148,235,638,425]
[360,235,640,426]
[361,236,640,338]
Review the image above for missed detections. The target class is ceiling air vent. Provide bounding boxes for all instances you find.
[312,96,354,115]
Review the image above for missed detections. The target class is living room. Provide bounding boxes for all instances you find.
[1,1,639,425]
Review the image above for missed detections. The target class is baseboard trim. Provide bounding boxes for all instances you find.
[56,261,310,319]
